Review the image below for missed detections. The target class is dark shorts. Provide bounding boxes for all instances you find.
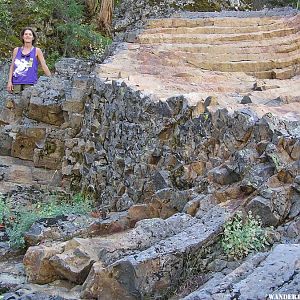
[13,84,33,94]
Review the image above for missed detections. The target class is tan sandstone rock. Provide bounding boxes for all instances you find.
[23,244,65,284]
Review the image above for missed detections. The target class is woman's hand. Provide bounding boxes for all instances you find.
[7,81,13,93]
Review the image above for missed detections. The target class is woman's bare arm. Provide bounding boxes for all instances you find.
[36,47,51,76]
[7,47,18,92]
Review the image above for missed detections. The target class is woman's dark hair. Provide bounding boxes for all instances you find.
[20,27,37,45]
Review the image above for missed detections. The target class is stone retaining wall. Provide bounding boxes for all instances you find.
[60,59,299,225]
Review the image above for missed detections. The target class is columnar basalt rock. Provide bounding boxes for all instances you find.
[61,76,300,219]
[0,59,94,196]
[1,52,299,298]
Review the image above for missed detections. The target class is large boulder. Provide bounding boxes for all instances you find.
[246,185,292,226]
[23,244,65,284]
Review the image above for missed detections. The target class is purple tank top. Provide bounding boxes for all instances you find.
[12,47,38,85]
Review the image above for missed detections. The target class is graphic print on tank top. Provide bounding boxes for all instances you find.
[12,47,38,85]
[13,57,32,77]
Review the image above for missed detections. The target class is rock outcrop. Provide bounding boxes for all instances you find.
[183,244,300,300]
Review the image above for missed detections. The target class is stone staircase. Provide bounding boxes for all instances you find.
[137,14,300,78]
[98,10,300,121]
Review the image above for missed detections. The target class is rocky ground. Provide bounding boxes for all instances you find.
[0,8,300,300]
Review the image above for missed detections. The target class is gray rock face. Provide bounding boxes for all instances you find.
[230,244,300,299]
[23,213,197,286]
[81,206,231,299]
[246,195,280,226]
[0,258,26,292]
[24,214,99,246]
[0,62,9,104]
[260,185,291,222]
[184,244,300,300]
[27,81,65,125]
[55,59,94,77]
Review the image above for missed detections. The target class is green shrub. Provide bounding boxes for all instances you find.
[45,50,60,71]
[0,0,111,61]
[6,207,40,249]
[265,0,299,8]
[48,0,111,57]
[1,193,92,249]
[0,0,12,30]
[221,211,268,260]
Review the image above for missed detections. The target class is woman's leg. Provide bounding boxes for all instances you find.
[13,84,33,94]
[13,84,22,94]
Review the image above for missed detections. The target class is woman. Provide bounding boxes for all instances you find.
[7,27,51,94]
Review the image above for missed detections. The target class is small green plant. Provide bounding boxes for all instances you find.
[45,50,61,72]
[6,207,40,249]
[221,211,268,260]
[1,193,92,249]
[269,153,282,171]
[264,0,300,8]
[0,194,10,225]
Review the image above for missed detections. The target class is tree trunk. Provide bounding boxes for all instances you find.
[85,0,100,15]
[97,0,114,36]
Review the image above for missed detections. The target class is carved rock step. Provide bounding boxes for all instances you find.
[0,257,26,292]
[136,46,300,80]
[23,214,195,284]
[81,205,232,299]
[152,47,300,64]
[0,155,62,187]
[146,16,292,29]
[249,64,300,79]
[144,22,294,35]
[102,51,300,76]
[186,54,300,72]
[183,244,300,300]
[138,28,298,44]
[152,37,300,54]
